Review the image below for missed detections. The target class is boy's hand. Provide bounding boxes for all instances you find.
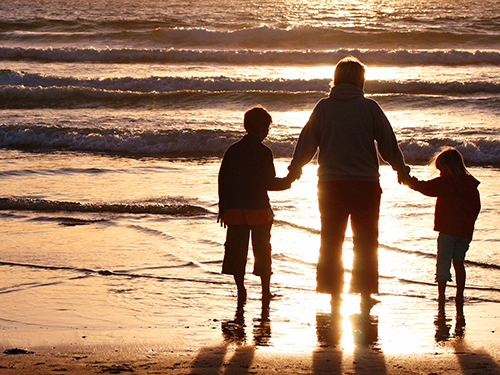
[217,213,226,228]
[286,169,302,182]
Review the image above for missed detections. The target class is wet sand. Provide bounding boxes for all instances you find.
[1,294,499,374]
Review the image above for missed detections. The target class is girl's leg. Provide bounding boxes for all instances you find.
[453,260,466,318]
[436,233,454,308]
[452,236,470,322]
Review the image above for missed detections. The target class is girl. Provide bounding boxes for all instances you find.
[406,147,480,322]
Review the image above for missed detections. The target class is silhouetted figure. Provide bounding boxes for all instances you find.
[218,106,294,304]
[288,56,410,306]
[405,147,480,323]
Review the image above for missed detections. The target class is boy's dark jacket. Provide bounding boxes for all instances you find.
[408,173,480,239]
[218,134,290,214]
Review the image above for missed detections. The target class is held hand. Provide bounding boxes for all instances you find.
[286,169,302,183]
[397,167,411,185]
[398,172,409,185]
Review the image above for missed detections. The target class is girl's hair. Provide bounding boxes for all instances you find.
[432,147,470,175]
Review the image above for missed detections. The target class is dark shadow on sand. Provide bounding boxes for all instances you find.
[223,345,255,375]
[190,300,270,374]
[434,308,500,375]
[189,343,229,375]
[453,341,500,375]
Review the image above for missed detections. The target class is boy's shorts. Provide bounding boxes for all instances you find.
[436,232,471,283]
[222,221,273,277]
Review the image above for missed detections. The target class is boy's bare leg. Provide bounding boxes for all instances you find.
[438,281,446,312]
[453,260,466,319]
[261,274,271,301]
[234,275,247,306]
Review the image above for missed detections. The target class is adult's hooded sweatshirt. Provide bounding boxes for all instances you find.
[288,83,409,181]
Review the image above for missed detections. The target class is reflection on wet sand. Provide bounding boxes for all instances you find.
[351,308,387,374]
[221,305,246,344]
[221,299,271,347]
[253,299,272,346]
[313,297,387,374]
[188,294,500,375]
[434,306,466,343]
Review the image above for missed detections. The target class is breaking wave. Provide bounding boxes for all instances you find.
[0,197,212,216]
[1,46,499,65]
[1,123,500,165]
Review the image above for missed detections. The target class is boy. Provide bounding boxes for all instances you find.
[218,105,293,305]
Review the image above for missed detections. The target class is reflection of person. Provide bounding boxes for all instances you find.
[218,106,293,305]
[221,306,246,344]
[287,56,410,305]
[405,147,480,322]
[253,300,271,346]
[316,311,342,348]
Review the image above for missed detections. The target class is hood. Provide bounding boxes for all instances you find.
[444,173,480,197]
[448,173,480,188]
[329,83,364,101]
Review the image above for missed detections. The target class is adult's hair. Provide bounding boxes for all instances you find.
[433,147,470,175]
[334,56,366,89]
[244,105,272,134]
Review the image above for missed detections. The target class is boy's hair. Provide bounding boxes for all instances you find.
[244,105,272,135]
[334,56,366,89]
[432,147,470,175]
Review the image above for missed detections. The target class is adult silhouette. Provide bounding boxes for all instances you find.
[288,56,410,306]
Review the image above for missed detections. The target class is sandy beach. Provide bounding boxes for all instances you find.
[1,293,499,374]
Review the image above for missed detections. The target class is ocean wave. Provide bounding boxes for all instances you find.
[1,25,498,50]
[1,124,500,165]
[0,197,211,216]
[1,70,499,110]
[155,26,500,50]
[399,138,500,166]
[1,46,499,65]
[0,70,331,93]
[3,69,498,95]
[0,124,244,156]
[1,85,498,112]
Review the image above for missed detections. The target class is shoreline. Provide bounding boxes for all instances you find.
[1,295,498,374]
